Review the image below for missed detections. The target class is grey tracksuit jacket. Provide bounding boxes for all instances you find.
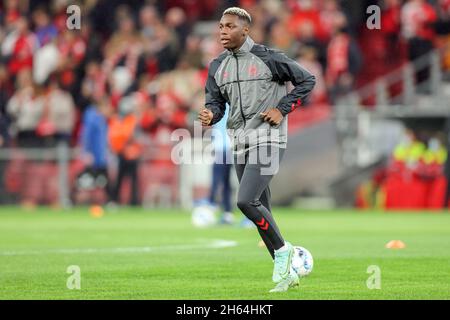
[205,36,316,153]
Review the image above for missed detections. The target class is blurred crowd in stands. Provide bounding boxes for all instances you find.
[356,126,449,209]
[0,0,449,206]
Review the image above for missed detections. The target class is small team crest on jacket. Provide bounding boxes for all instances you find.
[248,65,258,77]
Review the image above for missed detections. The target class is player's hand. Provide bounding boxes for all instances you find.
[198,108,214,126]
[260,108,283,126]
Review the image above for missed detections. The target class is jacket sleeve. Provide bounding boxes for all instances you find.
[268,50,316,116]
[205,60,227,125]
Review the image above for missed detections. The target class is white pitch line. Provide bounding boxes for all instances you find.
[0,239,238,256]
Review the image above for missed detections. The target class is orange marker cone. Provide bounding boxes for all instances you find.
[90,205,104,218]
[385,240,406,249]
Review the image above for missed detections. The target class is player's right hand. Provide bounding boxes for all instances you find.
[198,108,213,126]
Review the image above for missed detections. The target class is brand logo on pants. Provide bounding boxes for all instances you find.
[256,217,269,230]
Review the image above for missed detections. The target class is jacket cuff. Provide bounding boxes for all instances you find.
[276,105,289,117]
[208,106,222,125]
[277,98,302,116]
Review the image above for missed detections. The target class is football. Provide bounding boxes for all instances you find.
[191,205,216,228]
[292,246,314,277]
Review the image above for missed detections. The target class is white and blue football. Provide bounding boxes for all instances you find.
[191,205,216,228]
[292,246,314,277]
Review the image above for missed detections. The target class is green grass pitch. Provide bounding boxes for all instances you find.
[0,207,449,300]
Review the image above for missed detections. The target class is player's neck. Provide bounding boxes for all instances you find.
[230,37,248,53]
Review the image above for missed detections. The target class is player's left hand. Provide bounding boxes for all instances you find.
[260,108,283,126]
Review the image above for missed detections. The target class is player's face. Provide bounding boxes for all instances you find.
[219,14,249,51]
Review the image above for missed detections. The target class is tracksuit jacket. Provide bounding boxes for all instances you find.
[205,36,316,153]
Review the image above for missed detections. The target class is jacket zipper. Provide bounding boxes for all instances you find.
[233,53,246,127]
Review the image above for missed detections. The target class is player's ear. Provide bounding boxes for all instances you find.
[243,26,249,36]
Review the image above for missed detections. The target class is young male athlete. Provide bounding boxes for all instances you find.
[198,7,316,292]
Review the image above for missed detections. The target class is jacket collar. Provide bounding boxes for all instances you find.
[229,36,254,56]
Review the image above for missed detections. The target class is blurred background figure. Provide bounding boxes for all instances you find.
[401,0,438,92]
[32,6,58,47]
[445,116,450,208]
[77,97,112,205]
[40,74,75,146]
[297,46,327,104]
[6,69,42,148]
[325,13,362,103]
[108,95,143,206]
[1,16,38,80]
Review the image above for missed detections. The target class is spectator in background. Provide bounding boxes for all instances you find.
[319,0,343,42]
[154,92,186,133]
[268,19,297,58]
[44,76,76,145]
[32,7,58,47]
[0,64,13,160]
[0,110,8,148]
[139,6,179,76]
[381,0,402,66]
[139,4,161,39]
[1,0,23,33]
[200,32,224,68]
[401,0,438,91]
[435,0,450,72]
[109,96,143,206]
[163,0,219,22]
[0,86,9,202]
[55,28,86,95]
[139,4,163,78]
[0,64,13,122]
[436,0,450,33]
[295,20,327,67]
[297,46,327,104]
[326,14,362,103]
[152,20,180,73]
[165,6,190,49]
[33,37,59,85]
[104,9,145,79]
[0,70,9,148]
[78,97,112,203]
[51,0,77,33]
[181,34,205,69]
[287,0,322,42]
[136,78,158,134]
[1,16,38,78]
[445,116,450,208]
[79,60,107,111]
[6,69,44,148]
[79,19,103,63]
